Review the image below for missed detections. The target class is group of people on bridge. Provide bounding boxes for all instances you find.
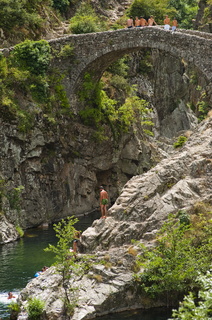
[127,15,178,31]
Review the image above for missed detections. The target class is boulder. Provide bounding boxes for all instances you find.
[0,214,19,244]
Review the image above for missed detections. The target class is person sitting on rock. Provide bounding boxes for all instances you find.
[73,230,81,253]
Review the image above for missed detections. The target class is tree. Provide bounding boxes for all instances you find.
[170,269,212,319]
[135,212,212,304]
[0,0,45,32]
[69,2,108,34]
[44,217,92,316]
[128,0,176,24]
[11,40,51,76]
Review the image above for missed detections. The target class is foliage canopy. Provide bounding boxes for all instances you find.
[135,210,212,303]
[12,40,51,76]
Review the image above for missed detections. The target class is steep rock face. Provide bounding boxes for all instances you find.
[81,117,212,252]
[0,117,161,232]
[17,116,212,320]
[129,50,210,138]
[90,0,133,22]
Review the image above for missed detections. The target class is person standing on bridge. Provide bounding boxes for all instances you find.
[164,15,171,30]
[99,186,109,218]
[148,16,157,26]
[127,16,134,28]
[140,16,148,27]
[172,18,178,31]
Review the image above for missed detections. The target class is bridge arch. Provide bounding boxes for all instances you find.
[49,27,212,98]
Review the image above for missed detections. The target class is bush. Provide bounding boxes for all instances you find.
[69,2,108,34]
[12,40,51,76]
[173,135,187,148]
[70,16,100,34]
[52,0,71,14]
[0,0,44,33]
[135,213,212,302]
[170,270,212,319]
[27,298,45,320]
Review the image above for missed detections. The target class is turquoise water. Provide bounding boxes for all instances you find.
[0,212,172,319]
[0,212,100,319]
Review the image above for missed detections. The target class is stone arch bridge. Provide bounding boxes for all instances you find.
[49,27,212,105]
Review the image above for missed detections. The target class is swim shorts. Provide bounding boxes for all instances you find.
[101,199,108,205]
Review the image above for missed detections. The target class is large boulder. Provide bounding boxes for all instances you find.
[0,214,19,244]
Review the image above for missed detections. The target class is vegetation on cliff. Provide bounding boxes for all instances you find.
[45,217,92,315]
[135,203,212,306]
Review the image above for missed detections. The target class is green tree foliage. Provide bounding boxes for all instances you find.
[128,0,176,24]
[170,270,212,319]
[135,212,212,302]
[11,40,51,76]
[44,217,92,315]
[69,2,108,34]
[0,0,47,33]
[128,0,198,27]
[52,0,73,14]
[168,0,199,28]
[203,0,212,24]
[79,72,153,138]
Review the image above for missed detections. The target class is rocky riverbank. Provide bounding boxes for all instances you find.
[16,115,212,320]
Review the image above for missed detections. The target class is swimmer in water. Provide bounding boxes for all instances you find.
[8,292,16,299]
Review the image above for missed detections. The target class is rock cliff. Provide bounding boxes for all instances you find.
[0,115,162,239]
[17,115,212,320]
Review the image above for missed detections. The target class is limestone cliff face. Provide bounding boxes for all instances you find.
[16,116,212,320]
[0,116,160,235]
[81,116,212,252]
[129,49,211,138]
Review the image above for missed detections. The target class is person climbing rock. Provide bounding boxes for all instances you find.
[99,186,109,218]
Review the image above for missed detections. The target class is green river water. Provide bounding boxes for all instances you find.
[0,212,172,319]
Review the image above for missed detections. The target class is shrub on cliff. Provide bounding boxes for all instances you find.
[69,2,108,34]
[0,0,43,33]
[27,298,45,320]
[170,270,212,319]
[11,40,51,76]
[135,210,212,304]
[44,217,93,315]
